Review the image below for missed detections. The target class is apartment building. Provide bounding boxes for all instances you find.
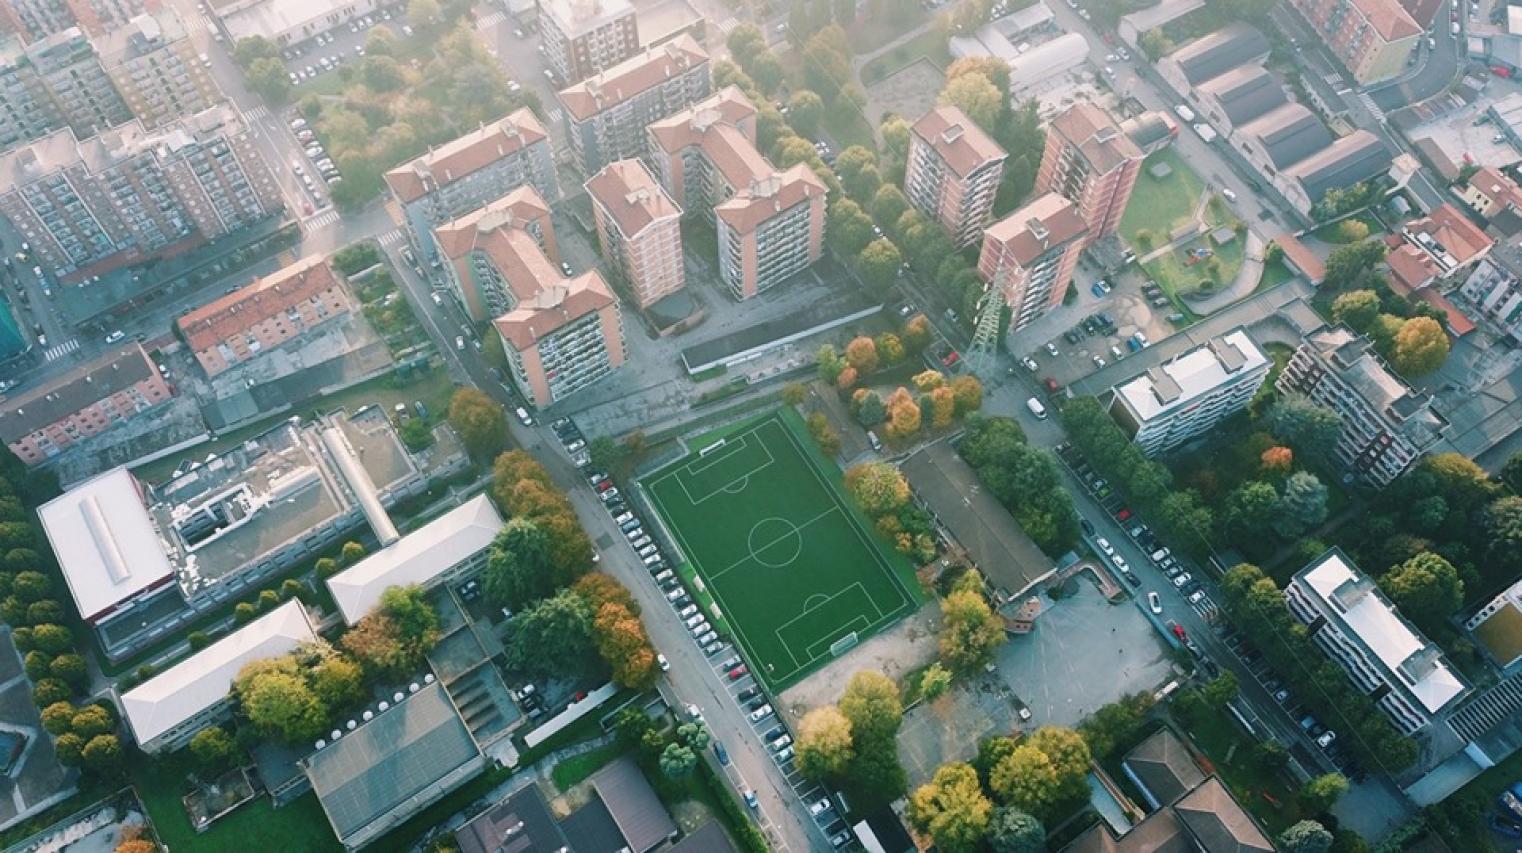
[557,34,710,176]
[1108,328,1270,456]
[1036,103,1142,246]
[0,27,132,151]
[645,87,823,299]
[978,192,1088,332]
[1459,166,1522,221]
[585,159,685,308]
[177,257,352,377]
[1285,0,1420,85]
[0,0,147,42]
[0,342,173,465]
[0,104,282,279]
[435,192,625,405]
[434,186,560,323]
[538,0,640,85]
[1458,243,1522,343]
[1276,324,1448,488]
[905,105,1007,247]
[1285,550,1469,735]
[98,10,222,130]
[383,108,559,267]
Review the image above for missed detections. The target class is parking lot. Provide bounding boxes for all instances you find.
[1009,271,1181,392]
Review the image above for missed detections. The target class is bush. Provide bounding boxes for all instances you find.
[315,557,340,578]
[50,653,87,687]
[40,701,75,735]
[30,623,72,655]
[233,602,258,624]
[32,678,71,707]
[187,631,212,651]
[23,650,52,681]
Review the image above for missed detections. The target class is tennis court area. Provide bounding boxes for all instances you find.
[644,411,914,690]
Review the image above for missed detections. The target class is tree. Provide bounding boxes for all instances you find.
[987,806,1045,853]
[82,734,123,775]
[796,705,854,779]
[801,26,851,101]
[1380,552,1462,633]
[407,0,442,30]
[843,463,910,516]
[50,653,86,687]
[1026,726,1091,803]
[32,678,70,708]
[939,575,1005,673]
[71,705,112,738]
[12,571,49,603]
[341,541,366,565]
[839,670,902,743]
[834,146,880,200]
[1279,820,1334,853]
[907,762,992,852]
[787,90,825,138]
[484,519,556,610]
[727,23,768,67]
[233,35,280,67]
[116,842,156,853]
[930,387,956,429]
[309,654,365,709]
[54,732,84,767]
[947,56,1011,105]
[828,199,877,257]
[990,745,1059,814]
[659,742,698,777]
[884,387,922,440]
[857,239,902,290]
[246,57,291,103]
[855,391,886,427]
[190,726,237,771]
[873,185,910,233]
[380,585,440,652]
[237,666,326,743]
[951,376,983,414]
[1266,396,1342,469]
[41,702,75,735]
[845,336,879,372]
[1221,481,1280,546]
[502,589,597,679]
[30,623,71,655]
[1274,471,1329,538]
[939,72,1002,131]
[920,662,953,700]
[400,418,433,451]
[1393,316,1450,376]
[448,388,510,460]
[1331,289,1380,332]
[1300,773,1349,814]
[1078,692,1155,757]
[592,601,659,689]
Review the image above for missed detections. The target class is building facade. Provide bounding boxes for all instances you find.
[905,105,1006,247]
[434,186,560,322]
[99,10,222,130]
[1459,166,1522,221]
[978,192,1089,332]
[1458,244,1522,344]
[0,27,132,151]
[1108,328,1270,456]
[0,0,147,42]
[1285,550,1469,735]
[1285,0,1420,85]
[1036,102,1142,245]
[0,342,173,465]
[1276,324,1448,487]
[585,159,685,308]
[537,0,640,85]
[383,108,559,267]
[177,257,352,377]
[645,86,757,213]
[557,34,710,176]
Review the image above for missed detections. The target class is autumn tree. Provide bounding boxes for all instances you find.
[448,387,510,459]
[939,72,1002,131]
[592,601,659,689]
[939,573,1005,672]
[950,375,983,414]
[845,336,879,372]
[990,744,1059,814]
[843,463,910,515]
[884,387,922,440]
[1260,445,1293,474]
[838,670,908,807]
[930,387,957,429]
[796,705,854,779]
[1392,316,1450,376]
[907,762,992,852]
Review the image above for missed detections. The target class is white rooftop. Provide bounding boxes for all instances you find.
[326,494,504,625]
[36,468,174,623]
[1299,553,1468,713]
[121,599,316,745]
[1115,328,1268,422]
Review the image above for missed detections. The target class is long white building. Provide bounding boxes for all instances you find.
[1109,328,1269,456]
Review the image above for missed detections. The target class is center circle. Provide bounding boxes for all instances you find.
[748,517,803,568]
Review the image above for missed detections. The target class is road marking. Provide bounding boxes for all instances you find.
[378,228,405,247]
[303,209,340,230]
[719,16,739,33]
[476,11,506,29]
[546,107,562,125]
[43,339,79,361]
[243,104,269,122]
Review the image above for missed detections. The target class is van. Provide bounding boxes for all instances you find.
[1026,397,1048,420]
[867,430,883,451]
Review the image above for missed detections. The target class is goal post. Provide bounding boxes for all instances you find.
[829,631,859,657]
[699,438,727,457]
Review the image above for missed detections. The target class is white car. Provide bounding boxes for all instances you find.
[1147,591,1162,614]
[1172,572,1193,588]
[1110,554,1129,572]
[431,292,442,306]
[809,798,832,816]
[658,653,669,672]
[104,330,125,344]
[749,704,773,721]
[1096,537,1114,555]
[1188,590,1206,605]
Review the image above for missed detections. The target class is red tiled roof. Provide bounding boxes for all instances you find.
[714,163,827,234]
[646,86,755,155]
[0,343,161,443]
[1275,235,1326,284]
[434,187,559,307]
[911,105,1007,178]
[492,274,616,351]
[432,186,552,260]
[1409,203,1493,265]
[984,192,1088,266]
[1050,102,1142,175]
[1386,242,1440,292]
[1353,0,1422,41]
[556,34,708,123]
[176,256,342,352]
[1467,166,1522,213]
[383,109,547,204]
[585,159,681,237]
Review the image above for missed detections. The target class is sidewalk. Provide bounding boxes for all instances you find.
[1185,230,1267,315]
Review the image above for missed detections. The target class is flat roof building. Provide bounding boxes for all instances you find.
[1287,0,1420,85]
[177,256,353,378]
[586,158,686,308]
[0,0,149,42]
[1036,102,1141,245]
[0,342,174,466]
[978,192,1088,332]
[1108,327,1270,456]
[215,0,388,47]
[98,9,223,130]
[537,0,639,85]
[119,599,317,752]
[0,27,132,151]
[304,681,485,850]
[327,494,504,625]
[557,34,710,176]
[383,108,559,267]
[1286,550,1470,734]
[905,105,1007,247]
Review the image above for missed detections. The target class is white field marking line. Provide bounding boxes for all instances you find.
[774,581,876,662]
[683,432,753,476]
[772,417,915,615]
[675,437,777,506]
[802,614,872,662]
[706,506,842,581]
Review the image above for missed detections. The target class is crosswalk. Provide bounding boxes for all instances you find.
[1356,92,1386,122]
[242,104,269,123]
[304,209,341,230]
[183,13,210,34]
[718,17,740,33]
[545,107,562,126]
[43,339,79,361]
[378,228,405,248]
[476,10,507,30]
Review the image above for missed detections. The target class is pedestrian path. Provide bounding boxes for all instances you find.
[43,339,79,361]
[719,17,739,33]
[1357,91,1386,122]
[477,11,506,30]
[378,228,405,247]
[304,209,341,230]
[243,104,269,122]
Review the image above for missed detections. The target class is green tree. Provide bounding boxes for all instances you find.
[855,391,886,427]
[49,653,86,687]
[827,199,876,257]
[32,678,70,708]
[12,571,49,603]
[840,670,902,742]
[82,734,123,775]
[939,72,1002,131]
[246,57,291,103]
[237,666,327,743]
[1392,316,1450,376]
[484,519,556,610]
[1274,471,1329,538]
[857,239,903,290]
[54,732,84,767]
[1266,396,1342,469]
[990,744,1059,814]
[400,418,433,450]
[1331,289,1380,332]
[659,742,698,778]
[1279,820,1334,853]
[1379,552,1463,633]
[939,575,1005,673]
[190,727,237,771]
[41,701,75,735]
[448,387,510,460]
[1299,773,1349,814]
[341,541,366,565]
[30,623,72,655]
[796,705,854,779]
[920,663,953,700]
[309,654,365,709]
[70,705,112,738]
[502,589,597,679]
[1221,481,1280,547]
[233,35,280,67]
[726,23,768,68]
[907,762,992,852]
[786,90,825,138]
[873,185,911,234]
[834,145,880,200]
[987,806,1045,853]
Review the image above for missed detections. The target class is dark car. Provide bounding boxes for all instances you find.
[737,687,760,702]
[714,741,730,766]
[1123,571,1141,588]
[1079,519,1095,535]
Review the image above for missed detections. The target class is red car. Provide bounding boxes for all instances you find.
[1170,623,1187,641]
[596,480,614,492]
[1115,507,1132,521]
[728,665,748,680]
[1044,377,1059,393]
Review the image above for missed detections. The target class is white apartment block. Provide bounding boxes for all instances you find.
[1458,244,1522,344]
[1108,328,1270,456]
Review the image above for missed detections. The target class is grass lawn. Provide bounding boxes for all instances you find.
[1178,707,1302,836]
[552,743,629,791]
[1257,258,1295,291]
[846,6,931,53]
[824,105,878,153]
[133,754,342,853]
[1119,148,1206,250]
[643,410,915,690]
[859,29,952,83]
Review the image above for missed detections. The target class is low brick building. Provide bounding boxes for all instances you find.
[0,342,173,465]
[177,256,352,377]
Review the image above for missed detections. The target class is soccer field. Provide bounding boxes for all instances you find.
[644,412,914,690]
